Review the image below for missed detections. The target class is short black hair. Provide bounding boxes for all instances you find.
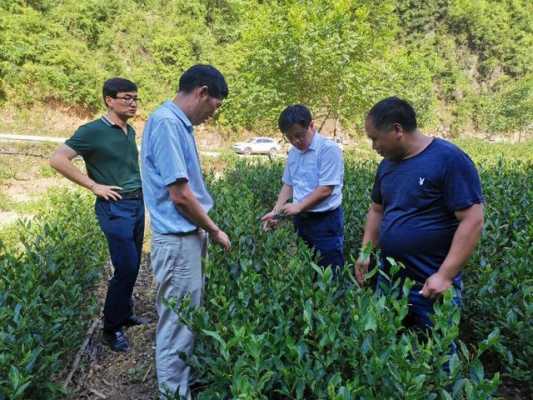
[278,104,313,134]
[102,78,137,102]
[367,96,417,133]
[178,64,228,99]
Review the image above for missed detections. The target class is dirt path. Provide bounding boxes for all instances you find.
[0,133,223,157]
[65,254,159,400]
[0,133,67,143]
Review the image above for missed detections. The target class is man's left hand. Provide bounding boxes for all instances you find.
[280,203,302,216]
[419,272,453,299]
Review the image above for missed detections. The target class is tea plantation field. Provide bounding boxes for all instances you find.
[0,139,531,399]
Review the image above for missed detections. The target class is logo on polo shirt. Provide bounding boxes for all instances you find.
[418,177,425,186]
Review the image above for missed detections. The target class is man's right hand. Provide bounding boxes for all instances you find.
[260,210,280,231]
[91,183,123,201]
[211,229,231,251]
[355,258,370,286]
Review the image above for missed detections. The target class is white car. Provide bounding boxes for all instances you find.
[286,137,344,152]
[333,137,344,151]
[232,137,281,155]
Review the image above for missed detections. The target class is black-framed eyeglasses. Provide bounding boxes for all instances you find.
[114,96,141,104]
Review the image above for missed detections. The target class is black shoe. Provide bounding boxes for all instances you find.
[102,329,129,352]
[123,315,149,328]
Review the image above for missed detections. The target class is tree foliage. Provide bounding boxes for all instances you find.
[0,0,531,136]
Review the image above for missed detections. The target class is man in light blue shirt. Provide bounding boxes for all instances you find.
[261,104,345,269]
[141,64,231,400]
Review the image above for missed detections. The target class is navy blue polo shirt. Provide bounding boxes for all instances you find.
[371,138,484,285]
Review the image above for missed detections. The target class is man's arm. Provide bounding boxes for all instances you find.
[260,184,293,229]
[280,185,332,215]
[272,183,293,214]
[168,180,231,250]
[420,203,484,299]
[282,142,343,215]
[355,202,384,284]
[49,144,122,201]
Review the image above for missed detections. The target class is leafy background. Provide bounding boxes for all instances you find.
[0,0,531,137]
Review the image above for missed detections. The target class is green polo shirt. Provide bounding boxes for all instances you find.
[65,116,141,193]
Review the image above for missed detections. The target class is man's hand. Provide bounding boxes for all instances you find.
[91,183,123,201]
[355,257,370,286]
[260,211,281,231]
[211,229,231,251]
[419,272,453,299]
[280,203,302,216]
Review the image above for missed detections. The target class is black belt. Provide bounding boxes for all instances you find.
[299,207,340,219]
[121,188,143,199]
[169,228,198,237]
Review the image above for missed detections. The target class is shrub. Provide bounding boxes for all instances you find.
[0,190,107,399]
[171,158,504,398]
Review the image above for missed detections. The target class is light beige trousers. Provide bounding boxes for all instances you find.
[151,230,207,399]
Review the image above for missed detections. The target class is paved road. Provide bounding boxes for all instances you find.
[0,133,226,157]
[0,133,67,143]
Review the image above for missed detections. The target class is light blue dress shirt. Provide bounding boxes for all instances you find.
[141,100,213,234]
[282,132,344,212]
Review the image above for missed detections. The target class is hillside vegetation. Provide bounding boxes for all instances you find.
[0,0,531,137]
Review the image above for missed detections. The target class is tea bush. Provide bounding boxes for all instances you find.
[462,150,533,388]
[172,153,533,398]
[0,190,107,399]
[0,139,530,398]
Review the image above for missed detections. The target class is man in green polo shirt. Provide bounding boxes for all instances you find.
[50,77,146,352]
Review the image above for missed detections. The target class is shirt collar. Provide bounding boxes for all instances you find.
[163,100,193,132]
[101,115,115,126]
[101,115,132,131]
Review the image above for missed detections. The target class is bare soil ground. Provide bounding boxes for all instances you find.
[64,254,159,400]
[0,141,161,399]
[3,176,71,201]
[0,141,77,227]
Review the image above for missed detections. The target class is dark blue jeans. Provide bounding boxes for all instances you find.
[376,273,462,365]
[293,207,344,269]
[95,197,145,332]
[376,273,462,330]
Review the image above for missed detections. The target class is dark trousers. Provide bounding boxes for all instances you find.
[376,274,462,366]
[293,207,345,269]
[95,197,145,332]
[376,272,462,331]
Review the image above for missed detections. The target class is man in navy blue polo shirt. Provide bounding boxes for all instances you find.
[262,104,344,270]
[355,96,484,332]
[50,78,146,352]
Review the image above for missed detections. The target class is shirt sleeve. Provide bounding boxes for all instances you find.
[282,154,293,186]
[371,163,383,204]
[65,126,94,156]
[443,150,484,212]
[150,119,189,186]
[318,144,343,186]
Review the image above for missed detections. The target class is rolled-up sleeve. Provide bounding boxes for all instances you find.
[151,119,189,186]
[318,144,343,186]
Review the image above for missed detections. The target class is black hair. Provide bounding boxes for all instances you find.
[102,78,137,103]
[367,96,417,133]
[178,64,228,99]
[278,104,313,134]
